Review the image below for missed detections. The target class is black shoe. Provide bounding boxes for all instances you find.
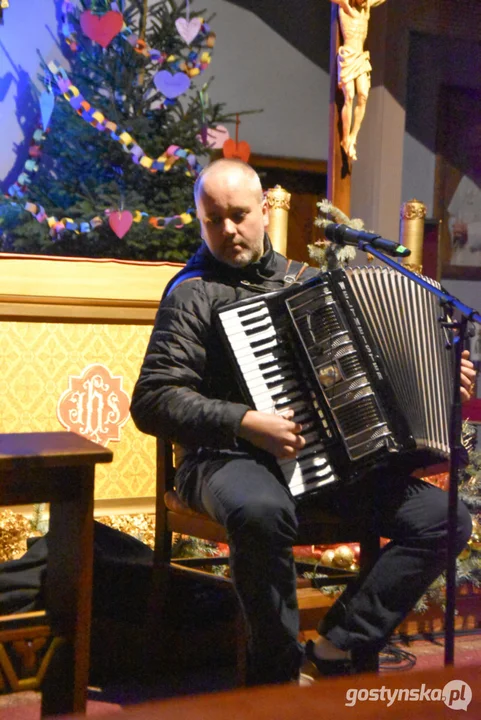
[303,639,352,678]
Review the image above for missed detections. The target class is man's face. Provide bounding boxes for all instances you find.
[196,171,269,268]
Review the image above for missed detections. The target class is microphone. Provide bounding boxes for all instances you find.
[324,223,411,258]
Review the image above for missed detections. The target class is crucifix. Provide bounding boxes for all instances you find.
[327,1,387,215]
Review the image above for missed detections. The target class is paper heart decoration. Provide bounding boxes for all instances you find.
[154,70,190,99]
[196,125,230,148]
[80,10,123,48]
[39,90,55,131]
[175,17,202,45]
[223,138,251,162]
[109,210,133,239]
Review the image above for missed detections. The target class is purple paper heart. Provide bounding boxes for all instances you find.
[154,70,191,99]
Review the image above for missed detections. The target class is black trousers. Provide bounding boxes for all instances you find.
[176,448,472,685]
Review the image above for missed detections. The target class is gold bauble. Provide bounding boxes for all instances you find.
[0,510,33,562]
[320,549,335,566]
[471,517,481,536]
[333,545,355,568]
[469,529,481,544]
[458,546,471,561]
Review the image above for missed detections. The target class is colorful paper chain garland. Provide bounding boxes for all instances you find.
[22,202,196,236]
[5,125,197,235]
[48,60,202,176]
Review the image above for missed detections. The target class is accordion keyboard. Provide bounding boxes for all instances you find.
[218,298,338,496]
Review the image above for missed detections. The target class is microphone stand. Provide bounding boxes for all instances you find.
[343,239,481,665]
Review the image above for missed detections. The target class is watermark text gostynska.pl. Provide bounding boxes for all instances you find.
[345,680,472,711]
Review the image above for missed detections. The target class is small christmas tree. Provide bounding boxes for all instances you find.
[0,0,241,261]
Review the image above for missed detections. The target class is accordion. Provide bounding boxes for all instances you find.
[215,266,455,497]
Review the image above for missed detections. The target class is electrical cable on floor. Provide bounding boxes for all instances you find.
[379,643,417,671]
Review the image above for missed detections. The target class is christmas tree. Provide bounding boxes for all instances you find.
[0,0,241,261]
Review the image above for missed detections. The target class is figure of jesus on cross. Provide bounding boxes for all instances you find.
[330,0,387,161]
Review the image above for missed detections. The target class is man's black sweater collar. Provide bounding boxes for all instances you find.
[186,234,282,283]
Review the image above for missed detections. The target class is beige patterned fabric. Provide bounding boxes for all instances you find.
[0,321,155,500]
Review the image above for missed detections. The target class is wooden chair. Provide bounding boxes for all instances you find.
[151,438,380,683]
[0,431,113,717]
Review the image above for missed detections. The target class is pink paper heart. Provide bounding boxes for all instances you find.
[196,125,230,149]
[80,10,123,49]
[175,17,202,45]
[154,70,191,99]
[109,210,133,239]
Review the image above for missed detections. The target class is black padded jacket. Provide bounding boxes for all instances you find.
[130,236,319,451]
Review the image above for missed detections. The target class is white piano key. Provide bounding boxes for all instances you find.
[219,301,340,498]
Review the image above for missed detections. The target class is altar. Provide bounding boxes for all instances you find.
[0,253,181,510]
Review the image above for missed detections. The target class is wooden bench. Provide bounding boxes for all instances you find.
[0,432,112,717]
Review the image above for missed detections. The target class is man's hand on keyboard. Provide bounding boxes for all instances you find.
[238,409,306,459]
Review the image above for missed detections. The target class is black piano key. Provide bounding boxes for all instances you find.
[244,321,276,336]
[274,392,306,409]
[258,356,290,371]
[237,304,266,318]
[265,374,296,387]
[240,312,269,327]
[250,336,277,350]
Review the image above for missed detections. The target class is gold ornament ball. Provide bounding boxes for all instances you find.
[469,529,481,545]
[333,545,355,568]
[470,530,481,546]
[320,549,335,566]
[351,543,361,563]
[458,546,471,561]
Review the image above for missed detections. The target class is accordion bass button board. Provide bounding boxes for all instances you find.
[215,266,454,498]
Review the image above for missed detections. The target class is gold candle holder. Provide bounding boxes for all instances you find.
[399,199,427,274]
[265,185,291,256]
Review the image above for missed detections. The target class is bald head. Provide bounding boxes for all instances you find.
[194,159,269,268]
[194,159,264,207]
